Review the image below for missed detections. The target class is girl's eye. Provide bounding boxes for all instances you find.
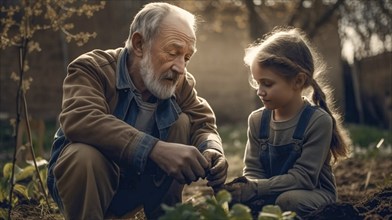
[262,81,273,87]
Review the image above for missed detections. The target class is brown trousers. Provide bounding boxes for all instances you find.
[53,114,190,220]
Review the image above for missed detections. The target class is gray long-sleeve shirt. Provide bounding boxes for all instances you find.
[243,101,337,197]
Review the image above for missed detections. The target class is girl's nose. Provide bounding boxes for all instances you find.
[257,87,266,97]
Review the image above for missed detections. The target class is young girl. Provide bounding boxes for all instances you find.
[224,27,351,217]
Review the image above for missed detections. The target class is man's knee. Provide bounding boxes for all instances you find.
[53,143,119,180]
[52,143,119,219]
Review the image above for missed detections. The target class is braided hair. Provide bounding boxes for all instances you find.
[244,27,351,163]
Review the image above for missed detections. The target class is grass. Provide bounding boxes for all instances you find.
[346,123,392,148]
[218,123,248,157]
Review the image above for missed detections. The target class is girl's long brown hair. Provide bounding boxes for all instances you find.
[244,27,352,163]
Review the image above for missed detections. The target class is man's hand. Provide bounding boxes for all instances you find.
[149,141,209,184]
[223,176,258,204]
[202,149,228,188]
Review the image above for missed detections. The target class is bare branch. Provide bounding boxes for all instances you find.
[288,0,305,26]
[244,0,268,40]
[308,0,345,38]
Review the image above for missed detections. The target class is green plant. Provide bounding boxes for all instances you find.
[160,190,296,220]
[258,205,297,220]
[160,190,252,220]
[1,1,105,218]
[0,159,57,219]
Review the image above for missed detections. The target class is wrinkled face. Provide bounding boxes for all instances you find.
[140,14,196,100]
[251,61,297,110]
[139,50,176,100]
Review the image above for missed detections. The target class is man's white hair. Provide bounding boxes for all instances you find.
[125,2,196,51]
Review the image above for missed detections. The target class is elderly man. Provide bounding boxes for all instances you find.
[47,2,228,219]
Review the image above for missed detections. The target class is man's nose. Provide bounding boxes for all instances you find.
[172,57,186,75]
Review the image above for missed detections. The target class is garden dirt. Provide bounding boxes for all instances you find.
[312,155,392,220]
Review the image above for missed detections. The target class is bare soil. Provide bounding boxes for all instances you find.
[307,155,392,220]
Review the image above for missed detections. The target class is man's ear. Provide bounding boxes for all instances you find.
[131,32,144,57]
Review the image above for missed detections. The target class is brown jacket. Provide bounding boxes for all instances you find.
[59,47,222,170]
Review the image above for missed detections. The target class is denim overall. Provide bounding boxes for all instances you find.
[259,105,316,178]
[47,48,182,217]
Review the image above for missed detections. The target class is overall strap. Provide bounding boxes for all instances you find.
[292,105,316,140]
[259,109,272,139]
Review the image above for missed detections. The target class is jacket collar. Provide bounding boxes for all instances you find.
[116,48,132,90]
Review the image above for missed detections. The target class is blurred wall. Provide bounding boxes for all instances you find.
[355,52,392,129]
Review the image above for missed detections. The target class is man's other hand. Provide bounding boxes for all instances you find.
[150,141,209,184]
[202,149,228,188]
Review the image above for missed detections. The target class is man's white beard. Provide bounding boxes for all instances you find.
[139,52,178,100]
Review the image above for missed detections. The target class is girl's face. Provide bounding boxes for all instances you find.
[251,61,301,112]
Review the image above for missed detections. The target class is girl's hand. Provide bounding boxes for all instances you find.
[223,176,258,204]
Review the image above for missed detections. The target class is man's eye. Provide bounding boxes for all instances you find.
[168,51,176,56]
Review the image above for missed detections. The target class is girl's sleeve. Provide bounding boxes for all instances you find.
[255,112,333,196]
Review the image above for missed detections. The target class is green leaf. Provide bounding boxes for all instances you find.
[229,203,252,220]
[262,205,282,214]
[201,202,228,220]
[15,165,35,182]
[259,213,280,220]
[38,167,48,183]
[13,183,29,200]
[160,203,200,220]
[282,211,296,220]
[216,190,232,205]
[27,180,38,198]
[26,157,48,168]
[2,163,21,180]
[258,205,282,220]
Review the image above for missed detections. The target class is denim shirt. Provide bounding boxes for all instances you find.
[113,48,182,173]
[48,48,182,177]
